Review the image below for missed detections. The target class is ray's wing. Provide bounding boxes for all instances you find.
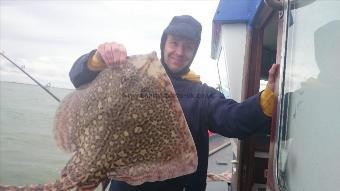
[53,88,81,152]
[53,64,128,189]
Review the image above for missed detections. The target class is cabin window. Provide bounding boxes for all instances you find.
[276,0,340,190]
[216,47,231,98]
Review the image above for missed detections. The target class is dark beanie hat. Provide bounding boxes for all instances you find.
[163,15,202,43]
[160,15,202,75]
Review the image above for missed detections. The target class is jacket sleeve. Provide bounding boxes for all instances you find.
[206,86,271,139]
[69,50,99,88]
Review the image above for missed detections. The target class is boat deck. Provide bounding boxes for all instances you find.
[206,134,232,191]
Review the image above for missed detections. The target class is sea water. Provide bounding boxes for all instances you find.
[0,81,72,185]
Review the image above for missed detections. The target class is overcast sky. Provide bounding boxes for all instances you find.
[0,0,220,89]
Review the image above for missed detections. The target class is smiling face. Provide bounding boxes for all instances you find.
[163,35,196,73]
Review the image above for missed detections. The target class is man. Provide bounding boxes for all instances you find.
[69,15,279,191]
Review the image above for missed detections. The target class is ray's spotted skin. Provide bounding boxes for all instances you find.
[0,52,197,191]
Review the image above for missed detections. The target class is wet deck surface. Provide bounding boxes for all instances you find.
[206,134,233,191]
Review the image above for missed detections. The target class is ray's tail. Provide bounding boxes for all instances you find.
[0,178,80,191]
[0,183,58,191]
[0,179,101,191]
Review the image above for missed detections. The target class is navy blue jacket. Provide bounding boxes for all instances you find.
[69,51,271,191]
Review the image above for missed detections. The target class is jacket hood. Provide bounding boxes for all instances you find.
[160,15,202,76]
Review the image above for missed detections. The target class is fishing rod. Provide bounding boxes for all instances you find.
[0,52,61,102]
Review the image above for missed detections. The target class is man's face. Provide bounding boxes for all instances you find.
[163,35,196,73]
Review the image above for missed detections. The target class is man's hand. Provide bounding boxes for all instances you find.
[96,42,127,67]
[266,63,280,92]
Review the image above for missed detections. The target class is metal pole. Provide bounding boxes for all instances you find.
[209,141,231,156]
[264,0,284,10]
